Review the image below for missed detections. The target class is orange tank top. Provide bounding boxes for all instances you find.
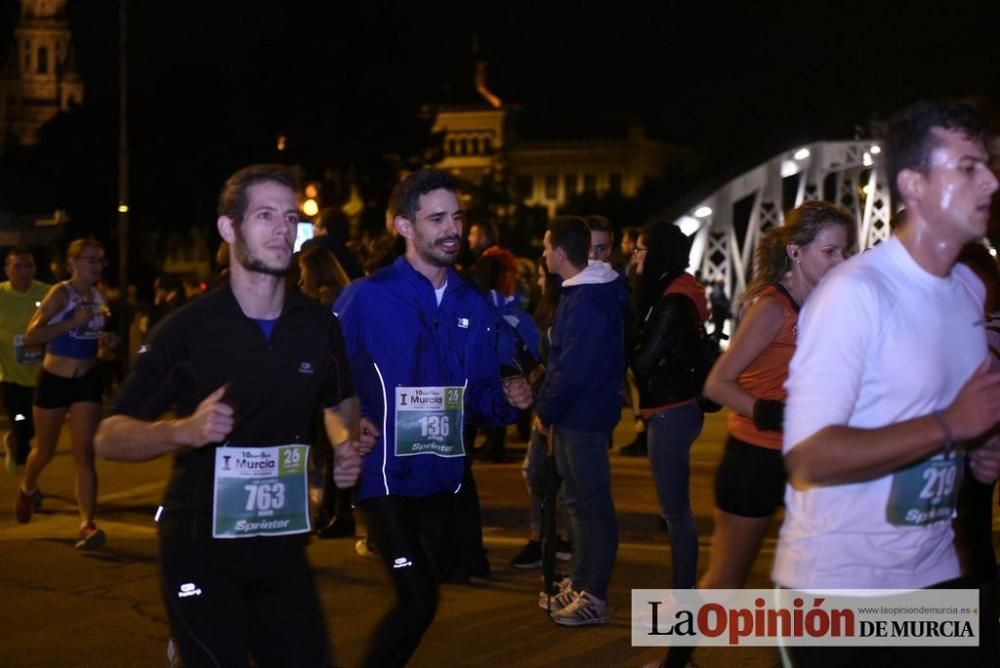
[728,284,799,449]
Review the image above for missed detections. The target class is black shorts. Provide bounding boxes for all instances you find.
[714,434,786,518]
[33,368,103,409]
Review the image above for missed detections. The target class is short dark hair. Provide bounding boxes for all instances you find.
[315,208,349,233]
[548,216,591,269]
[886,100,987,204]
[217,164,298,226]
[388,169,461,222]
[5,246,34,262]
[622,226,641,243]
[585,214,615,244]
[471,220,499,246]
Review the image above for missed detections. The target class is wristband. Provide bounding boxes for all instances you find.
[752,399,785,432]
[931,410,954,456]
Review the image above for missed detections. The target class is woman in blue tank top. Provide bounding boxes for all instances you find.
[14,238,118,549]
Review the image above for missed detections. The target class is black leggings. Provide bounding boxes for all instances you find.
[159,513,330,668]
[360,494,453,668]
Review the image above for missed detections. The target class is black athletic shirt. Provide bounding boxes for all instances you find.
[112,284,354,535]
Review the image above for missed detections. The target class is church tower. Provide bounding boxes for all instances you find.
[0,0,84,147]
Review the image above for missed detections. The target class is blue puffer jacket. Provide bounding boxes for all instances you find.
[334,256,519,501]
[535,260,629,433]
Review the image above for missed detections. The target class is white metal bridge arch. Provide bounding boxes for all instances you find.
[674,140,892,305]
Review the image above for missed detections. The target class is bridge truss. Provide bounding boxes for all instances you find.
[675,141,892,305]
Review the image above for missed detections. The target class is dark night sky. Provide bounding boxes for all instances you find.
[3,0,1000,252]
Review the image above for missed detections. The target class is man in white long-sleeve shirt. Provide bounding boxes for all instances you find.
[774,100,1000,667]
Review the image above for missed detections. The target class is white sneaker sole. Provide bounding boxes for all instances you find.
[552,611,609,626]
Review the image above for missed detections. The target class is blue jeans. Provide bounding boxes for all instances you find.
[554,426,618,601]
[522,429,570,536]
[646,401,703,589]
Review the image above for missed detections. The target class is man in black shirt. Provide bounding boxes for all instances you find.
[96,164,369,667]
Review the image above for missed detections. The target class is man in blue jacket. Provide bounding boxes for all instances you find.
[334,169,532,667]
[536,215,628,627]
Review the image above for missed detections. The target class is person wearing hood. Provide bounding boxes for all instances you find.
[535,215,629,627]
[629,221,708,595]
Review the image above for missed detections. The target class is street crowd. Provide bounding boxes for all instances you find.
[1,99,999,667]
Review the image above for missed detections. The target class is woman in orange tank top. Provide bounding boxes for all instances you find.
[700,201,853,588]
[659,201,854,668]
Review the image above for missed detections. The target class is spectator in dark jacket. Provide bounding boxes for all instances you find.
[535,215,628,627]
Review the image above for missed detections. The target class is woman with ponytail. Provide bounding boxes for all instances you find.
[659,200,853,668]
[703,200,853,587]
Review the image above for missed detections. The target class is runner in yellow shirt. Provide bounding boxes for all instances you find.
[0,247,50,473]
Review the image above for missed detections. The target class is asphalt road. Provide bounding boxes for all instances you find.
[0,409,797,667]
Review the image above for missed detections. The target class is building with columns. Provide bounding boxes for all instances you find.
[429,67,694,218]
[0,0,84,148]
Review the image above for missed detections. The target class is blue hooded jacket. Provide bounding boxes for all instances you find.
[487,289,541,371]
[334,256,519,501]
[535,260,629,432]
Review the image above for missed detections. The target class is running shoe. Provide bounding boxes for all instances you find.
[538,577,576,611]
[510,539,542,569]
[14,487,42,523]
[551,591,609,626]
[75,522,106,550]
[317,515,356,539]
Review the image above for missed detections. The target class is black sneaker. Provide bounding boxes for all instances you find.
[510,539,543,569]
[470,552,492,579]
[316,515,356,539]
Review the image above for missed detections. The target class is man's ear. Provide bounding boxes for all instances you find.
[550,245,566,269]
[394,215,413,240]
[218,216,237,244]
[896,168,924,204]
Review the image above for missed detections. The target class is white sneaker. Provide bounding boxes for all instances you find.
[538,578,579,612]
[551,591,609,626]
